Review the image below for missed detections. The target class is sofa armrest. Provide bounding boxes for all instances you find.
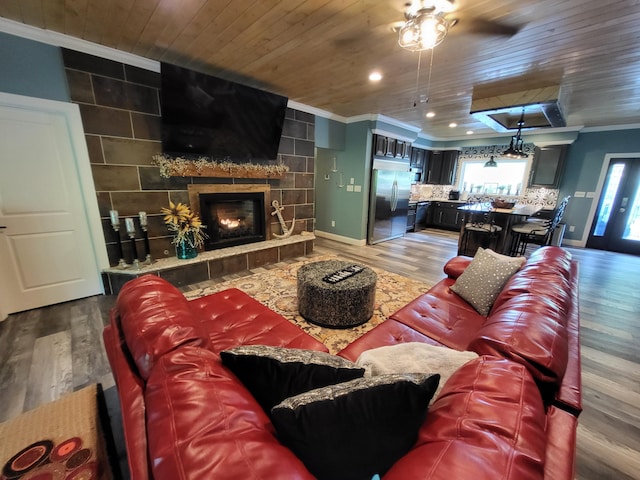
[103,318,149,480]
[443,256,473,279]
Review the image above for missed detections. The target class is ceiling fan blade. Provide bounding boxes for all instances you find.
[451,18,520,36]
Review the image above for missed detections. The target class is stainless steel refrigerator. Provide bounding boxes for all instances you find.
[368,167,412,244]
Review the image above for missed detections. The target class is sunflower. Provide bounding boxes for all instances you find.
[161,201,208,247]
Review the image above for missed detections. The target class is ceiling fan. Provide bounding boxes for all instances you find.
[393,1,520,51]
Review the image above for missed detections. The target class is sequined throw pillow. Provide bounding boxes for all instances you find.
[450,247,524,316]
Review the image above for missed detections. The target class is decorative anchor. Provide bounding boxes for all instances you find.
[271,200,295,238]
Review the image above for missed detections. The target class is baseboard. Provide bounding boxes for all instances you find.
[314,230,367,246]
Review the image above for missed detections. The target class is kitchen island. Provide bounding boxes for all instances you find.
[456,203,542,256]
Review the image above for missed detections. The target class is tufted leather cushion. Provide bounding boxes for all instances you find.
[389,282,486,351]
[384,357,547,480]
[338,320,446,362]
[116,275,210,380]
[189,288,329,353]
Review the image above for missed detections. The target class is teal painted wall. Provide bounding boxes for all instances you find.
[315,117,346,150]
[0,32,70,102]
[315,121,372,240]
[560,129,640,241]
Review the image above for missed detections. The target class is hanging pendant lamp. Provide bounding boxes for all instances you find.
[484,155,498,168]
[502,108,529,158]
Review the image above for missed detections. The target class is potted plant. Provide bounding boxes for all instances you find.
[161,202,207,259]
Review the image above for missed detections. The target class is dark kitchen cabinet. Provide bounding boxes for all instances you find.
[407,202,417,232]
[410,147,426,169]
[424,150,459,185]
[529,145,567,188]
[374,134,405,158]
[395,140,411,159]
[430,201,464,230]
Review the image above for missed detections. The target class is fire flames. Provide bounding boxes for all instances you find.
[220,218,241,229]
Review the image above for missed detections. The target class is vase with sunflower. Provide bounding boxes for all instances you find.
[161,202,208,259]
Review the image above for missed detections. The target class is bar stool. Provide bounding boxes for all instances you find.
[510,196,570,255]
[460,210,503,256]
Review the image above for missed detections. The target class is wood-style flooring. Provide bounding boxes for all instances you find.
[1,229,638,480]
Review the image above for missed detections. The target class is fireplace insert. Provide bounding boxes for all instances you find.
[199,192,266,250]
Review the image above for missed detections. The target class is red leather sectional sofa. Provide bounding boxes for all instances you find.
[103,246,580,480]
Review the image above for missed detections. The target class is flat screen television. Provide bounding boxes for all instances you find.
[160,62,288,161]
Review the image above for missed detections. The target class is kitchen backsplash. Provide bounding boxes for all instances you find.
[411,184,559,209]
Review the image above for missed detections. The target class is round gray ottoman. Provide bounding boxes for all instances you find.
[297,260,377,328]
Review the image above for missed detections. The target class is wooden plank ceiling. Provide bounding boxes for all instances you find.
[2,0,640,139]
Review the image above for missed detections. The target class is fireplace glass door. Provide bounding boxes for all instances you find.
[199,192,266,250]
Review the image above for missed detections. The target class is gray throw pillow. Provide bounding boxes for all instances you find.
[450,247,524,315]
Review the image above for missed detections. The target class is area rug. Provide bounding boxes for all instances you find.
[0,384,114,480]
[184,255,432,354]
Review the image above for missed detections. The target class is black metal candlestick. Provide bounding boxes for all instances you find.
[110,210,128,269]
[139,211,152,266]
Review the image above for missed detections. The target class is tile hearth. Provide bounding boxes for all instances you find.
[102,233,315,294]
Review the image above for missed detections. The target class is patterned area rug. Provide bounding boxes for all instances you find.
[184,255,432,354]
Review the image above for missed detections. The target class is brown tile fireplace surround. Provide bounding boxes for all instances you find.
[61,49,316,294]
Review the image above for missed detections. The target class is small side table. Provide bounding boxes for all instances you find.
[297,260,377,328]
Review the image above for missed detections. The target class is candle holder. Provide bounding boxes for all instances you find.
[128,230,140,270]
[125,217,140,270]
[109,210,128,269]
[141,227,152,266]
[139,211,152,265]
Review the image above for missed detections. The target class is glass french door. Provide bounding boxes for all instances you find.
[587,158,640,255]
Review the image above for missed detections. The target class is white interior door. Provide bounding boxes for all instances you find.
[0,93,106,319]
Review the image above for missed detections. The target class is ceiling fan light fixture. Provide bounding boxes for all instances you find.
[398,13,449,51]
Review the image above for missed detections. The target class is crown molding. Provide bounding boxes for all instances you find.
[0,17,159,72]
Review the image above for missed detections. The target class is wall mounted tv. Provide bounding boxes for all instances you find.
[160,62,288,161]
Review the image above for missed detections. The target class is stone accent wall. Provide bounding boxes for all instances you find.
[61,49,315,268]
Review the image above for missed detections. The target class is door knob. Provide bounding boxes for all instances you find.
[0,226,6,229]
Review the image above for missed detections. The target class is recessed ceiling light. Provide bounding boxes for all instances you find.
[426,111,436,118]
[369,71,382,82]
[466,130,474,135]
[449,122,457,128]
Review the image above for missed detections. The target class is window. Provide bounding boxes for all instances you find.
[459,159,528,196]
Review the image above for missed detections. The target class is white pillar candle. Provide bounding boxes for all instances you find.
[109,210,119,226]
[139,211,147,227]
[125,217,135,234]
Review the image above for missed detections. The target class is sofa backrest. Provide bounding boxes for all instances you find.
[467,247,573,387]
[116,275,211,380]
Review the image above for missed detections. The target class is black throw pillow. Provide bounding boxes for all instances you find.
[220,345,365,414]
[271,373,440,480]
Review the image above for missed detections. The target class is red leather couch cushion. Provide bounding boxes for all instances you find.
[384,356,547,480]
[189,288,328,353]
[468,294,569,386]
[338,319,446,362]
[116,275,210,380]
[389,280,486,350]
[144,345,315,480]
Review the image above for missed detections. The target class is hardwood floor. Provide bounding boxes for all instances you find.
[1,229,638,479]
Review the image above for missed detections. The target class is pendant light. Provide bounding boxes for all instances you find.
[502,108,528,158]
[484,155,497,168]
